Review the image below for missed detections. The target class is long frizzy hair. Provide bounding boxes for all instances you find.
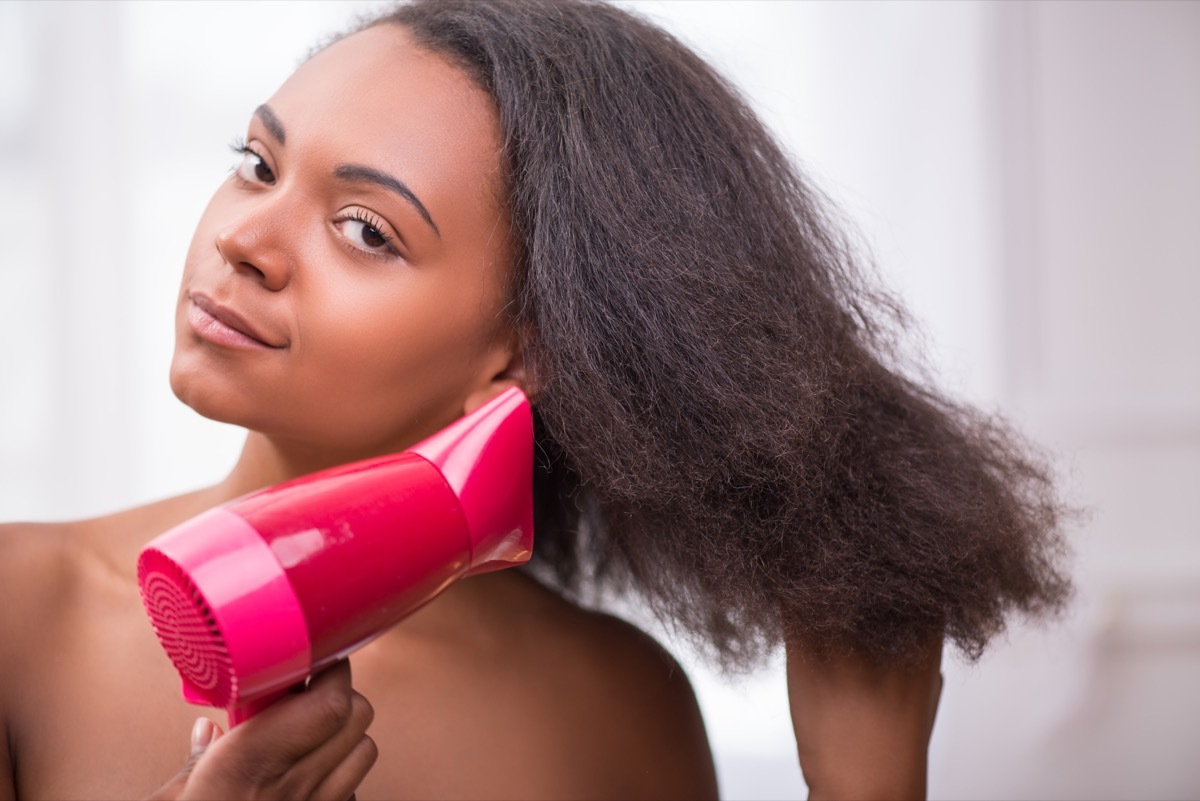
[348,0,1071,669]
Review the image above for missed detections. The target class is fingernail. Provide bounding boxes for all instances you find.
[191,717,215,756]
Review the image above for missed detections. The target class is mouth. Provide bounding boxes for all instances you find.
[187,292,286,350]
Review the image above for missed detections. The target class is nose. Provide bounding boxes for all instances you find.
[213,202,295,292]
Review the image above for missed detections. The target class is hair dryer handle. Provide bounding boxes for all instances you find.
[226,687,296,728]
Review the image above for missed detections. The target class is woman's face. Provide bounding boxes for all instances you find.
[170,24,519,458]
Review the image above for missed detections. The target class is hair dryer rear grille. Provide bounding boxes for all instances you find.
[138,551,235,708]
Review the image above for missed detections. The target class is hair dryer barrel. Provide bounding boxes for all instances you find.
[137,388,534,717]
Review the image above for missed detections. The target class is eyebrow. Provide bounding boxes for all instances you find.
[253,103,441,238]
[254,104,287,145]
[333,164,440,238]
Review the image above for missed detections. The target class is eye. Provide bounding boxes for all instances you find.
[334,209,399,258]
[229,139,275,185]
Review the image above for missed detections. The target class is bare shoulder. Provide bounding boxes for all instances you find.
[0,521,83,633]
[0,492,219,681]
[512,580,719,799]
[0,513,155,687]
[0,488,218,613]
[0,521,91,801]
[0,521,111,683]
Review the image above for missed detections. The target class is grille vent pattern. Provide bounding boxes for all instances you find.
[138,551,236,708]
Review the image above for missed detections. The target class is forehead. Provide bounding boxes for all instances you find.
[265,24,505,238]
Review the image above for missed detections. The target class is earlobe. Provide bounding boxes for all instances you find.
[463,336,535,415]
[463,379,524,416]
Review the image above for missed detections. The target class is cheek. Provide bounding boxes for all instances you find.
[308,269,491,366]
[284,270,503,442]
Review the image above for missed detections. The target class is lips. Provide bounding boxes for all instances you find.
[187,292,286,350]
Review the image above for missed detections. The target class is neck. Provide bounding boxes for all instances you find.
[214,431,398,503]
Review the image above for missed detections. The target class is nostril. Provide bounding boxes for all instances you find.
[213,225,290,291]
[236,261,267,280]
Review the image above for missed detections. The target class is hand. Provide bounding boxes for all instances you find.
[786,638,943,801]
[148,659,378,801]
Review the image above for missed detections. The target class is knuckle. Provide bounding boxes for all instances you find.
[227,751,276,789]
[351,691,375,729]
[315,685,354,732]
[362,734,379,766]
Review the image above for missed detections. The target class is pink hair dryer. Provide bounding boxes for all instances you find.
[137,387,533,726]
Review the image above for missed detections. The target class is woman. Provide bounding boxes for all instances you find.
[0,1,1071,798]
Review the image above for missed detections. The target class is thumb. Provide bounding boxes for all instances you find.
[188,717,223,762]
[143,718,225,801]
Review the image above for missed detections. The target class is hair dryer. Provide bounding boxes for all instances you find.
[137,387,533,725]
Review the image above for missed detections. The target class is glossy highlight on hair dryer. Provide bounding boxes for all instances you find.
[137,388,533,724]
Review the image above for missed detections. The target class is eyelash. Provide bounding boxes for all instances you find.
[226,136,400,261]
[228,137,273,184]
[336,208,399,259]
[228,136,255,159]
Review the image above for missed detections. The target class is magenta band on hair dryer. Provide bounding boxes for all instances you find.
[137,387,533,726]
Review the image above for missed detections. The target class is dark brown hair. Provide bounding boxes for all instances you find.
[348,0,1071,669]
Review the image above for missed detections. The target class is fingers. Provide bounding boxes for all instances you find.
[297,664,376,800]
[224,659,357,775]
[177,660,376,799]
[299,684,376,783]
[308,732,379,801]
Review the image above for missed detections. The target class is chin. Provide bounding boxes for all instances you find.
[169,352,256,430]
[169,360,357,457]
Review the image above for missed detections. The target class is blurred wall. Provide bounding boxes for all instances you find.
[932,3,1200,798]
[0,2,1196,798]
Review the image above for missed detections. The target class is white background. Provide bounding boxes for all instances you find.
[1,2,1197,798]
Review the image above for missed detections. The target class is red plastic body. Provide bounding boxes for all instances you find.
[137,388,533,726]
[234,450,474,668]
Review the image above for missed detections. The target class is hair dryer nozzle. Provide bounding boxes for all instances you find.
[409,387,535,574]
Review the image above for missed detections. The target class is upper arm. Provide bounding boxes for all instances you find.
[0,523,71,801]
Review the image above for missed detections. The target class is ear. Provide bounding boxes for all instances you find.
[463,326,536,415]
